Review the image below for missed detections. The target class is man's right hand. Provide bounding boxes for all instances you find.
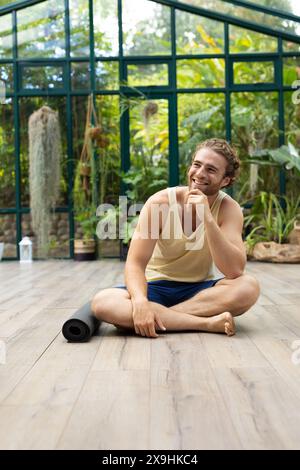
[132,299,166,338]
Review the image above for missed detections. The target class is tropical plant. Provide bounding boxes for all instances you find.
[74,205,99,240]
[244,191,300,251]
[250,142,300,173]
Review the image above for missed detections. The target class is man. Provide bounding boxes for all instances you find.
[92,138,260,338]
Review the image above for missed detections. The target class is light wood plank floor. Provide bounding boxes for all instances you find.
[0,260,300,450]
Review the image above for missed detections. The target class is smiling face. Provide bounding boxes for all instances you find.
[188,147,231,196]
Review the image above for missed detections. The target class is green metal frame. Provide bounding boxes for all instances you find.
[0,0,299,259]
[222,0,300,23]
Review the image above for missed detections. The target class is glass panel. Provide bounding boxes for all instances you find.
[229,25,277,53]
[0,13,13,58]
[94,0,118,57]
[233,61,274,85]
[0,99,15,207]
[21,65,64,90]
[283,41,300,52]
[17,0,65,58]
[72,95,121,257]
[283,56,300,86]
[0,63,13,92]
[0,1,14,5]
[122,0,171,56]
[21,212,69,258]
[71,62,90,90]
[177,59,225,88]
[284,90,300,200]
[231,91,279,199]
[127,63,168,87]
[19,97,68,207]
[95,61,119,90]
[0,214,17,258]
[176,10,224,55]
[70,0,90,57]
[95,95,121,257]
[95,95,121,205]
[128,98,169,202]
[177,93,225,185]
[239,0,300,18]
[177,1,300,37]
[284,90,300,146]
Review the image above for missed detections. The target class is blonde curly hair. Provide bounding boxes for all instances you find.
[192,138,240,188]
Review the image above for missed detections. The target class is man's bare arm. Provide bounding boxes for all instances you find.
[205,198,246,278]
[125,195,166,337]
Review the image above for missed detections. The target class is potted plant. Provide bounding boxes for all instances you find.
[244,191,300,263]
[74,205,98,261]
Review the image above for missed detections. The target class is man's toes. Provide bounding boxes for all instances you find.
[225,322,235,336]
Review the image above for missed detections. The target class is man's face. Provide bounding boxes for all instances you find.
[188,147,231,196]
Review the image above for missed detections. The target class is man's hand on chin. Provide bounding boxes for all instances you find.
[186,189,212,222]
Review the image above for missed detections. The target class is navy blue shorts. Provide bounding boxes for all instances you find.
[115,279,223,308]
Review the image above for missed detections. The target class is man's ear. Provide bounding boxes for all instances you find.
[220,175,231,189]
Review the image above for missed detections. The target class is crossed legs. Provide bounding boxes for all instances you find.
[91,274,260,337]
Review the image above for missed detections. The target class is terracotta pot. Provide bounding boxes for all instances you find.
[97,135,110,148]
[79,164,91,176]
[74,239,96,261]
[89,126,102,140]
[251,241,300,263]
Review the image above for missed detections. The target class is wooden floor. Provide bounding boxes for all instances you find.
[0,260,300,450]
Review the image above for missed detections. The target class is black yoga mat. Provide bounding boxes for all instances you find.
[62,301,101,342]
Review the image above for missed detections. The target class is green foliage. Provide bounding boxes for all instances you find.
[0,102,14,207]
[74,205,99,240]
[244,192,300,249]
[1,0,300,257]
[250,142,300,173]
[122,165,168,204]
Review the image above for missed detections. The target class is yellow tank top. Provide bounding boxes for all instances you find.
[145,186,228,282]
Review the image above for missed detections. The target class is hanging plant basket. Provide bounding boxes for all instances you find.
[89,126,102,141]
[97,135,110,148]
[79,162,91,177]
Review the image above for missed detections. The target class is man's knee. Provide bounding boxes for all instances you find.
[242,274,260,305]
[91,288,130,319]
[92,289,119,317]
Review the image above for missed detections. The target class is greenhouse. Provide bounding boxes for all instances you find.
[0,0,300,260]
[1,0,300,452]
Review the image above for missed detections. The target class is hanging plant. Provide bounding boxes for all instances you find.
[142,101,158,131]
[28,106,62,257]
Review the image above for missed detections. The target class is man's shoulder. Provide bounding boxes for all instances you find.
[147,186,188,206]
[219,193,243,222]
[146,188,169,206]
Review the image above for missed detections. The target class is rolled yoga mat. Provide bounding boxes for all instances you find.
[62,301,101,342]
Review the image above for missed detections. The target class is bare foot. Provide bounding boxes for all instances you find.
[206,312,235,336]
